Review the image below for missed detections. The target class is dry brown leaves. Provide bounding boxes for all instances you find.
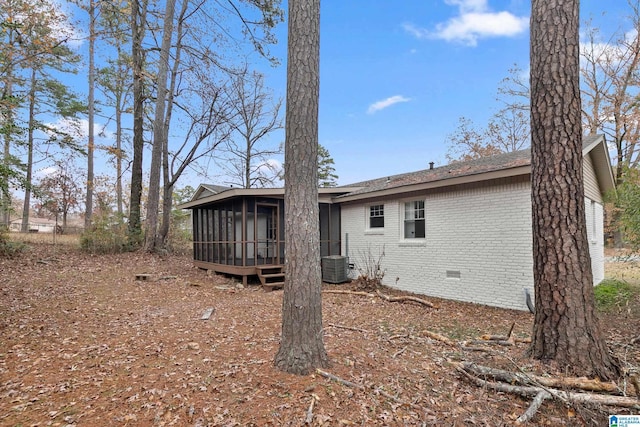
[0,243,638,426]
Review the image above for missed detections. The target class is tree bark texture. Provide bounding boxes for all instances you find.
[145,0,176,252]
[85,0,95,229]
[21,68,37,233]
[274,0,329,375]
[128,0,147,245]
[529,0,620,381]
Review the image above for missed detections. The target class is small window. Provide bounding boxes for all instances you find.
[369,205,384,228]
[404,200,425,238]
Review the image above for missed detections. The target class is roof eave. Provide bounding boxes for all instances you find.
[336,165,532,203]
[582,135,616,195]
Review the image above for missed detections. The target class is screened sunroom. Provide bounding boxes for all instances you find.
[181,186,346,286]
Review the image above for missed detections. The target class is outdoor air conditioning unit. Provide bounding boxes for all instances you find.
[322,255,349,283]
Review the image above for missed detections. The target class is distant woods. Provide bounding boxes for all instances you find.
[0,0,316,252]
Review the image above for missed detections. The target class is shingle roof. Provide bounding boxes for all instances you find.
[339,149,531,197]
[201,184,232,194]
[337,135,604,198]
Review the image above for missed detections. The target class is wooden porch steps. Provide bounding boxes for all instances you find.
[256,265,285,291]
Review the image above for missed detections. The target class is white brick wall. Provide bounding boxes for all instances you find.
[341,180,605,311]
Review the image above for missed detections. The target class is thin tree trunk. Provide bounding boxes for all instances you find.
[116,91,123,217]
[21,68,37,233]
[85,0,95,230]
[158,0,187,247]
[128,0,148,246]
[274,0,329,375]
[145,0,176,252]
[529,0,620,381]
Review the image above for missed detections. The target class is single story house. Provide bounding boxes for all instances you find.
[181,134,614,311]
[9,217,57,233]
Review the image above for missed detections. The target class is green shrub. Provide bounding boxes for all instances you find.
[80,217,131,254]
[594,279,635,312]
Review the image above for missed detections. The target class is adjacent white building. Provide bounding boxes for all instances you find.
[337,134,613,310]
[184,134,614,311]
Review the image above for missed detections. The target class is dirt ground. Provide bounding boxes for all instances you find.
[1,239,639,426]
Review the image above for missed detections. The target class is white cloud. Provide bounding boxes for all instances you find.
[404,0,528,46]
[255,158,282,177]
[35,166,58,178]
[367,95,411,114]
[45,117,115,142]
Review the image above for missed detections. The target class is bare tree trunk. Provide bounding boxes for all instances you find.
[85,0,96,230]
[115,93,123,217]
[529,0,620,381]
[145,0,176,252]
[274,0,329,375]
[21,68,37,233]
[128,0,148,246]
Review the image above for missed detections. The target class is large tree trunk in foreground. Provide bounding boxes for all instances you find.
[529,0,620,381]
[274,0,329,375]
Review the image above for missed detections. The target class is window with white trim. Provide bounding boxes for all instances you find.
[404,200,425,238]
[369,204,384,228]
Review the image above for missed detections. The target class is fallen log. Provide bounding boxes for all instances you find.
[460,361,621,394]
[457,365,640,425]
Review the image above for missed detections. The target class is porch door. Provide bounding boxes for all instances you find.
[256,204,279,265]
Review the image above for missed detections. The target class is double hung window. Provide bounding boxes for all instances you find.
[404,200,425,238]
[369,205,384,228]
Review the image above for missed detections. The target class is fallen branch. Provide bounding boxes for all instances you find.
[322,290,375,297]
[376,290,437,308]
[467,339,515,347]
[392,346,407,358]
[460,362,621,394]
[305,395,316,424]
[457,365,640,424]
[316,369,364,390]
[322,289,437,308]
[421,330,458,347]
[516,390,551,424]
[480,321,516,342]
[326,323,369,334]
[460,345,494,353]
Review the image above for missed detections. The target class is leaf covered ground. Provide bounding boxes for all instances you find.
[0,239,638,426]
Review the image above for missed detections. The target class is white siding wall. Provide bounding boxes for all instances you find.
[585,197,605,284]
[583,153,603,203]
[342,179,606,311]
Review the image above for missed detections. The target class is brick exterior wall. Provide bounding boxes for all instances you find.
[341,178,605,311]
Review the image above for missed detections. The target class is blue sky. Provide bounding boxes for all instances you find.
[38,0,635,192]
[252,0,633,185]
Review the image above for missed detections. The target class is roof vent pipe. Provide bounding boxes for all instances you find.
[429,162,435,170]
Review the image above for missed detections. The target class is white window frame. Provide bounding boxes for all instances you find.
[367,204,385,230]
[403,199,425,239]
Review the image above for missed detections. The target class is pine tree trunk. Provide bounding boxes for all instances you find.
[128,0,148,246]
[274,0,329,375]
[530,0,620,381]
[85,0,95,230]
